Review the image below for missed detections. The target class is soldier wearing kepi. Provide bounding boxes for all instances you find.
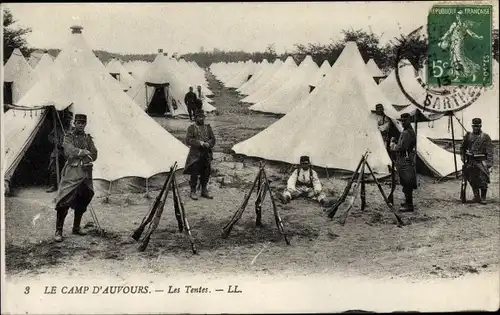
[54,114,98,242]
[183,109,216,200]
[390,113,417,212]
[460,118,494,204]
[46,111,73,193]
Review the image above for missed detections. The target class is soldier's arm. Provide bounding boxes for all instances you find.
[484,134,494,168]
[185,125,203,148]
[311,170,322,193]
[87,135,98,161]
[63,135,86,159]
[391,131,408,151]
[460,133,469,160]
[287,170,298,191]
[207,125,216,148]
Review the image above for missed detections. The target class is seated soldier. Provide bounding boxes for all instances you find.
[281,156,328,206]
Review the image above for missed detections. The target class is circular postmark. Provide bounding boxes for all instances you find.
[394,26,485,115]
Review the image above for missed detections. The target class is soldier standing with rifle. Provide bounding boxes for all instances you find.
[460,118,494,204]
[390,113,417,212]
[183,109,216,200]
[54,114,98,242]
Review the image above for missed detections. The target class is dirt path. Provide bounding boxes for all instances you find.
[4,70,499,283]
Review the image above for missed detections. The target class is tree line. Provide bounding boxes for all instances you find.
[4,8,499,73]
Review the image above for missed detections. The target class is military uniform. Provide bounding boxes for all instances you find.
[460,118,494,204]
[54,114,98,242]
[391,113,417,211]
[184,89,198,121]
[183,109,216,200]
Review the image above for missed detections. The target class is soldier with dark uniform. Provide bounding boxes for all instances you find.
[390,113,417,212]
[46,111,73,193]
[184,86,198,121]
[54,114,98,242]
[460,118,494,204]
[183,109,216,200]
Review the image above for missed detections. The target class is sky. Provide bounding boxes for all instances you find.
[4,2,499,55]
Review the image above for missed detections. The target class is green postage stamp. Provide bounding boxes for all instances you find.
[427,4,493,86]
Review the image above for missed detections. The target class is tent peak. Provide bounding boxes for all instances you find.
[158,48,164,53]
[70,25,83,34]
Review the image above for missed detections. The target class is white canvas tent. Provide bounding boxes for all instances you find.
[309,60,331,89]
[242,56,297,103]
[366,58,385,77]
[3,49,37,105]
[32,52,55,80]
[126,49,190,117]
[5,26,189,195]
[238,59,282,96]
[249,55,318,114]
[233,42,462,178]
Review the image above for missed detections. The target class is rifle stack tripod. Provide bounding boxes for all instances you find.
[222,162,290,245]
[325,151,404,227]
[132,162,197,253]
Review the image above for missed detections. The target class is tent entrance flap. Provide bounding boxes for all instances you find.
[9,110,55,189]
[147,87,168,116]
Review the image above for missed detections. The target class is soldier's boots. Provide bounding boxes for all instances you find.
[201,187,213,199]
[190,187,198,200]
[54,230,63,242]
[54,209,67,242]
[480,189,487,205]
[473,189,481,203]
[400,192,414,212]
[72,211,87,236]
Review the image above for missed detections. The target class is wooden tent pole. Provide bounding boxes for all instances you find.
[414,110,419,184]
[449,113,459,179]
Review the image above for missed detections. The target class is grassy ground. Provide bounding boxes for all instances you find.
[4,71,499,283]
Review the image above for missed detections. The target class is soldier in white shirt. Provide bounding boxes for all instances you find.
[372,103,392,151]
[280,156,327,206]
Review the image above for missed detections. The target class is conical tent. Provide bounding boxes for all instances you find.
[27,50,45,68]
[242,57,297,103]
[309,60,331,88]
[106,58,134,92]
[226,61,256,88]
[249,55,318,114]
[366,58,384,77]
[379,59,421,108]
[238,59,281,96]
[233,42,462,178]
[3,49,37,105]
[126,50,190,117]
[7,26,189,194]
[32,52,54,80]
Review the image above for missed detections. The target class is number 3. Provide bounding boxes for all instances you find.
[24,286,30,294]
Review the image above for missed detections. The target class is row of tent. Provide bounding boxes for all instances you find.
[210,42,498,178]
[4,47,217,119]
[2,25,216,196]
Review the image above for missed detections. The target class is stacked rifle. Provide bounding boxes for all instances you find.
[325,151,404,227]
[132,162,197,253]
[222,162,290,245]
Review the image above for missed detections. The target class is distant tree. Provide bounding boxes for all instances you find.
[3,8,32,63]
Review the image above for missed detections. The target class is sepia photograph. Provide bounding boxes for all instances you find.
[1,2,499,314]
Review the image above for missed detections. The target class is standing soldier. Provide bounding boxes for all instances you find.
[390,113,417,212]
[184,86,198,121]
[54,114,98,242]
[183,109,216,200]
[460,118,494,204]
[46,111,73,193]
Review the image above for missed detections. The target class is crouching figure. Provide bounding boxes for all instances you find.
[281,156,328,206]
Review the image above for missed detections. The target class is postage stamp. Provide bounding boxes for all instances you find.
[427,4,493,86]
